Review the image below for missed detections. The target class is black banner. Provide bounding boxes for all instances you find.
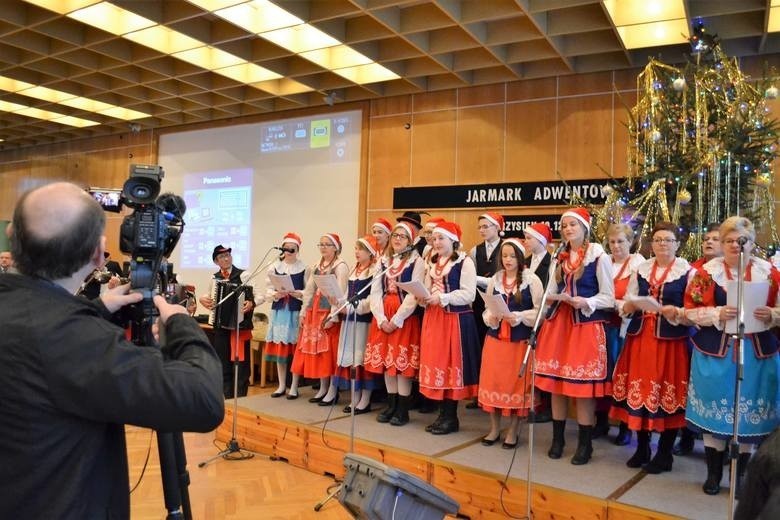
[393,179,613,209]
[502,214,563,240]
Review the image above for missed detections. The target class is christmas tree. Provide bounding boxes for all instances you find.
[590,21,780,260]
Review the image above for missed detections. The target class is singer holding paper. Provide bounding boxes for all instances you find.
[418,221,481,435]
[683,216,780,496]
[610,222,693,474]
[366,221,425,426]
[198,245,256,398]
[264,232,309,399]
[325,235,381,412]
[478,239,543,448]
[534,208,615,465]
[291,233,349,404]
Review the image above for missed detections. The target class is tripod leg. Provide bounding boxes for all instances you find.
[314,483,342,512]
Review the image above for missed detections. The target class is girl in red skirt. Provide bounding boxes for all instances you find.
[291,233,349,403]
[264,232,309,399]
[419,221,481,435]
[366,221,425,426]
[535,208,615,465]
[478,239,543,448]
[610,221,693,474]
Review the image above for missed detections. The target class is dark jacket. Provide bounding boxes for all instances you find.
[0,273,224,520]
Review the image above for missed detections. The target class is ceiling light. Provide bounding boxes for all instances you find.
[68,2,155,35]
[0,99,100,127]
[603,0,686,26]
[205,0,302,34]
[616,19,690,49]
[770,7,780,33]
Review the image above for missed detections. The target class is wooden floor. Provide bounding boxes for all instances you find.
[128,386,351,520]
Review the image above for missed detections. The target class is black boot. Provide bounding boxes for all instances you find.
[627,431,651,468]
[425,402,445,432]
[390,395,411,426]
[548,419,566,459]
[735,452,751,500]
[571,424,594,465]
[592,411,610,439]
[673,427,696,456]
[376,394,397,423]
[614,421,632,446]
[431,399,460,435]
[703,447,724,495]
[644,429,676,474]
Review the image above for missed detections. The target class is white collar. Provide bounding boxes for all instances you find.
[636,257,690,283]
[574,242,605,267]
[612,253,644,280]
[703,256,772,289]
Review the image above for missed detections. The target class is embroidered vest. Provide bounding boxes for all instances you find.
[347,275,374,323]
[626,270,692,339]
[547,258,609,323]
[270,267,305,312]
[486,283,534,342]
[437,260,472,314]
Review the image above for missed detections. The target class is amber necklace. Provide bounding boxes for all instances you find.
[564,243,588,273]
[648,259,674,299]
[387,257,408,278]
[502,271,518,303]
[433,255,450,278]
[724,260,753,281]
[318,256,336,273]
[613,255,630,280]
[354,260,371,277]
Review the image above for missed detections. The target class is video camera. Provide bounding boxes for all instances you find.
[89,164,186,344]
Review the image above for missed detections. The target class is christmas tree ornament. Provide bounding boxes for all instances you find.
[765,86,778,99]
[673,77,686,91]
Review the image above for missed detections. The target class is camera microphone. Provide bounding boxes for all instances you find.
[273,246,297,253]
[156,192,187,222]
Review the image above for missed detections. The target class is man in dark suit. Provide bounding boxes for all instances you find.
[198,245,256,398]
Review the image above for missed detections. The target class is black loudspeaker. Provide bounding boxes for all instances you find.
[340,453,459,520]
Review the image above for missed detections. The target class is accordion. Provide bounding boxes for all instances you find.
[209,280,251,329]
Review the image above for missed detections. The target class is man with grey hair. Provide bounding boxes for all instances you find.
[0,250,12,273]
[0,182,224,520]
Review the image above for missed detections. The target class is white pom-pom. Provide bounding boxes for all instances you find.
[651,130,662,142]
[765,86,778,100]
[672,77,686,91]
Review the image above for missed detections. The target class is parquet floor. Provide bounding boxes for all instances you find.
[127,386,352,520]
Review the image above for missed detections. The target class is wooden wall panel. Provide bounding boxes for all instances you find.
[367,114,412,210]
[506,100,557,182]
[456,105,505,184]
[410,109,457,186]
[458,84,505,107]
[556,94,614,180]
[506,77,557,102]
[413,90,457,112]
[370,95,412,117]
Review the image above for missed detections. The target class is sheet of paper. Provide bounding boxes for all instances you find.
[545,292,573,303]
[726,281,769,334]
[629,296,662,313]
[313,274,344,301]
[268,272,295,292]
[395,280,430,300]
[478,290,513,319]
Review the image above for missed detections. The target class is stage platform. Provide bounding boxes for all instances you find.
[215,393,735,519]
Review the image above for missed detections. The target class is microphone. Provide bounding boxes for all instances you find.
[736,236,749,246]
[553,240,568,257]
[392,245,414,258]
[273,246,297,254]
[156,192,187,223]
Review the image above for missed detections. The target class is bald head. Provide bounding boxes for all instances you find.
[11,182,106,280]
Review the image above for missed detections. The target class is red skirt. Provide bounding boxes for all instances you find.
[609,314,689,432]
[264,341,295,363]
[291,297,341,378]
[534,305,611,398]
[478,333,537,417]
[364,295,421,377]
[418,305,478,401]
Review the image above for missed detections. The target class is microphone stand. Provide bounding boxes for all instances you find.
[313,251,406,513]
[517,242,565,520]
[726,242,747,520]
[199,249,279,468]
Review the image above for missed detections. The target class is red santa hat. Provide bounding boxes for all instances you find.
[561,208,591,231]
[480,212,506,237]
[371,218,392,236]
[393,222,416,241]
[523,223,552,247]
[324,233,342,251]
[433,221,462,242]
[424,217,446,230]
[358,235,380,257]
[503,238,527,257]
[282,232,302,247]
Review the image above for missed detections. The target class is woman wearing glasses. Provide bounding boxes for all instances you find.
[365,222,425,426]
[684,216,780,496]
[610,222,693,474]
[535,208,615,465]
[291,233,349,403]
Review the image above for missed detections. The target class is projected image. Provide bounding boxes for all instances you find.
[180,168,252,269]
[261,114,350,160]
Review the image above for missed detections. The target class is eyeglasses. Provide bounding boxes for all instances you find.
[390,233,409,239]
[652,238,678,244]
[317,243,335,248]
[477,224,495,230]
[723,238,751,245]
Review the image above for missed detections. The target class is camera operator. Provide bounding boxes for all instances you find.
[199,244,257,398]
[0,182,224,520]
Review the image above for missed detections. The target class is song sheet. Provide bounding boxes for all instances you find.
[478,290,513,319]
[313,274,344,301]
[395,280,430,300]
[268,272,295,292]
[726,281,769,334]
